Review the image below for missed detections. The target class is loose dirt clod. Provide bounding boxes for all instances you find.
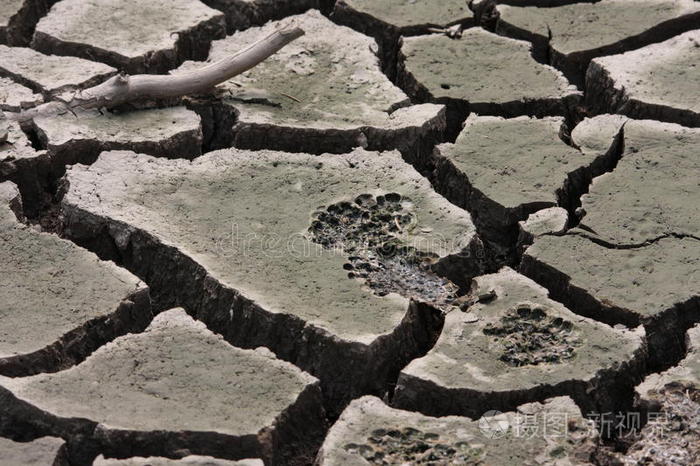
[0,76,42,112]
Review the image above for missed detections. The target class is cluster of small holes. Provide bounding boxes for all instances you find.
[308,193,457,307]
[483,304,581,367]
[310,193,415,252]
[343,427,484,465]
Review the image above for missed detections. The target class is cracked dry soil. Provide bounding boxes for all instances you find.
[0,0,699,465]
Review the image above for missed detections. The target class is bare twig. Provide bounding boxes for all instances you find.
[2,27,305,124]
[279,92,301,103]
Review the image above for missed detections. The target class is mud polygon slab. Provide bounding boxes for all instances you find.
[494,0,598,4]
[588,30,700,127]
[0,309,325,463]
[317,395,597,465]
[33,0,226,73]
[334,0,473,33]
[95,456,262,466]
[432,116,597,242]
[200,0,318,32]
[0,45,116,97]
[392,267,645,418]
[573,119,700,246]
[399,27,579,115]
[0,181,151,376]
[34,106,203,164]
[0,76,42,112]
[497,0,700,81]
[0,435,65,465]
[176,10,445,154]
[521,234,700,332]
[61,148,485,408]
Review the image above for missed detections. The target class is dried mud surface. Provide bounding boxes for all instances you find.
[0,1,698,465]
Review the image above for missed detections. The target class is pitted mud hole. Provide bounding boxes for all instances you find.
[318,395,598,465]
[343,427,482,465]
[483,304,581,367]
[308,193,458,308]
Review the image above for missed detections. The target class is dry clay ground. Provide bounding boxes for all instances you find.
[0,0,699,465]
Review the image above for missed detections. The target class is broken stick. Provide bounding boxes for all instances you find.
[2,27,305,124]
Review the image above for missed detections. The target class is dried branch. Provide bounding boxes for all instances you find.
[2,27,305,124]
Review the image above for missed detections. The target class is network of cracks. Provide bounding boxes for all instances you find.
[0,0,699,465]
